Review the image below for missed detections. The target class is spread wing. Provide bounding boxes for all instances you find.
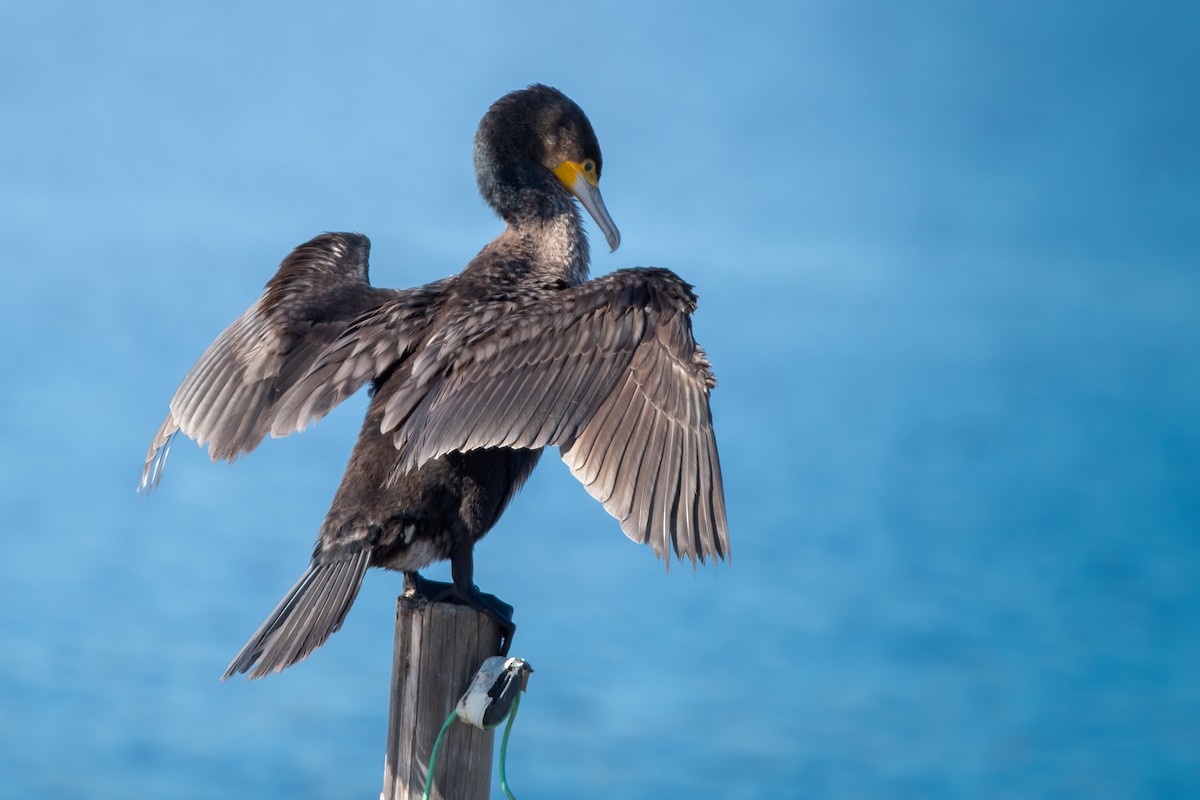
[381,267,728,565]
[139,232,402,492]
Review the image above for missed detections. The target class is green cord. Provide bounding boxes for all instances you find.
[422,709,458,800]
[422,694,523,800]
[498,691,522,800]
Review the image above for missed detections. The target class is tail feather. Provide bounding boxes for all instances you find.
[223,551,371,680]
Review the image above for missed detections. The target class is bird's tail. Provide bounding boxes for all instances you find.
[223,551,371,680]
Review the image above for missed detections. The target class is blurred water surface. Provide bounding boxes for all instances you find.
[1,2,1197,798]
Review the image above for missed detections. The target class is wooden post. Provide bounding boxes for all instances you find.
[382,595,502,800]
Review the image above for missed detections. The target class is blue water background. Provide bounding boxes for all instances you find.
[2,2,1197,798]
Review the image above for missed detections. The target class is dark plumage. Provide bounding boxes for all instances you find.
[141,85,728,679]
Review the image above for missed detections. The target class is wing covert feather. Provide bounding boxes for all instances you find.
[268,277,451,438]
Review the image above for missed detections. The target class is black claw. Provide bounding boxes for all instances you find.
[404,571,515,655]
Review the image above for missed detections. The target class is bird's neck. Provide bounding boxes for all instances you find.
[508,204,590,286]
[471,194,585,288]
[474,161,590,285]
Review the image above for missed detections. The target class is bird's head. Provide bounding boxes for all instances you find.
[474,84,621,252]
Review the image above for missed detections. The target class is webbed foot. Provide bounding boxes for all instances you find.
[404,571,515,655]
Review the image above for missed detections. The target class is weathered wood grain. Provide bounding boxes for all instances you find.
[382,596,501,800]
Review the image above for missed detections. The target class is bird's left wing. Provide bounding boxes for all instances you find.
[139,233,397,492]
[379,268,729,564]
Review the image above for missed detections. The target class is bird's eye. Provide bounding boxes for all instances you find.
[583,160,595,172]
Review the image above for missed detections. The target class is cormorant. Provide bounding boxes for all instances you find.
[140,85,728,679]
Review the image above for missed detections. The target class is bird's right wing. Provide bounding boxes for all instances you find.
[139,233,401,492]
[381,268,729,565]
